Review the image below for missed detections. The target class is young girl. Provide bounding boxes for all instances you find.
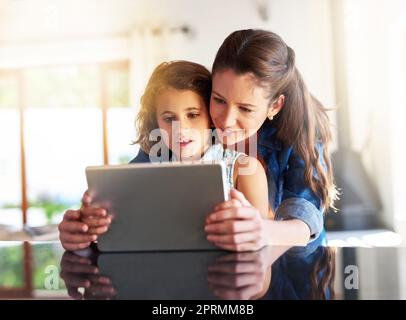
[59,60,269,251]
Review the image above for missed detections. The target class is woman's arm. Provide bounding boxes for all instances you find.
[234,155,270,219]
[205,189,311,251]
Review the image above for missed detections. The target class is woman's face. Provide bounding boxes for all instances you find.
[210,69,271,146]
[156,87,212,160]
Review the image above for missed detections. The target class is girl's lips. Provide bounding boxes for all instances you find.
[178,140,193,148]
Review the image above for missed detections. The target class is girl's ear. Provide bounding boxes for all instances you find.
[267,94,285,120]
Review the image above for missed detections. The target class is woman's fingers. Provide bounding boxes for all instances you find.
[205,219,260,235]
[207,231,260,245]
[207,272,261,288]
[230,188,252,207]
[212,241,263,252]
[213,199,242,212]
[210,283,263,300]
[207,206,259,223]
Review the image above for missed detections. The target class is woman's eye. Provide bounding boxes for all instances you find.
[213,97,226,105]
[239,106,254,113]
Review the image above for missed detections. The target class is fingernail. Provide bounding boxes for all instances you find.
[82,225,88,232]
[91,235,97,241]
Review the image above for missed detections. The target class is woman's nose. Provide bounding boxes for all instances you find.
[220,107,237,128]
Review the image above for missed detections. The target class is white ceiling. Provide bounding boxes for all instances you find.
[0,0,227,44]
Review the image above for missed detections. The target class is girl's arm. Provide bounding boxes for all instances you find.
[234,155,270,219]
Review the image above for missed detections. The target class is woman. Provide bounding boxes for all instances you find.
[59,29,337,251]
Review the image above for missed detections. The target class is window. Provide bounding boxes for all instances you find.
[0,61,134,228]
[0,72,23,227]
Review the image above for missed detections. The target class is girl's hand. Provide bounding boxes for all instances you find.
[205,189,270,252]
[58,191,112,251]
[80,191,112,236]
[60,251,116,300]
[58,209,97,251]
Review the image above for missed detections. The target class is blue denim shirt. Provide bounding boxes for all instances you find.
[130,119,325,241]
[261,230,332,300]
[258,119,325,240]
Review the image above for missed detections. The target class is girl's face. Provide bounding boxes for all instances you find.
[156,87,212,161]
[210,69,271,146]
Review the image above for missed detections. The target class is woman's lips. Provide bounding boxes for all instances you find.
[220,128,243,137]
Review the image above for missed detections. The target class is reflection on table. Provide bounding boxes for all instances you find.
[1,239,404,299]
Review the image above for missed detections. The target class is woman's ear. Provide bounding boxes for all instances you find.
[267,94,285,120]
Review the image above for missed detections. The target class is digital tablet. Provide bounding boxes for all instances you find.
[97,251,225,299]
[85,162,227,252]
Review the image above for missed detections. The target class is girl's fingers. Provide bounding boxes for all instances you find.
[205,220,260,235]
[87,226,109,235]
[66,287,84,300]
[62,252,92,265]
[61,259,99,274]
[60,232,97,244]
[59,219,89,233]
[82,190,93,207]
[207,231,260,245]
[81,216,111,228]
[64,210,81,221]
[60,272,91,289]
[80,207,107,218]
[61,241,92,251]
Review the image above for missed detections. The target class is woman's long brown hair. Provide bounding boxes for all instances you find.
[212,29,338,211]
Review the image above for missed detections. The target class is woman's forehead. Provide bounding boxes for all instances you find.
[212,69,269,102]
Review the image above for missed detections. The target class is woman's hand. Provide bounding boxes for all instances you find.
[205,189,270,252]
[207,249,273,300]
[58,191,112,251]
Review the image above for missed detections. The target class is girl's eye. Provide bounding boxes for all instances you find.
[213,97,226,105]
[239,106,254,113]
[188,113,200,119]
[163,116,176,123]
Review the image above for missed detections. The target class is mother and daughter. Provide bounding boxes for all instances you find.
[59,29,337,252]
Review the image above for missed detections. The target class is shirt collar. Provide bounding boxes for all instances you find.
[258,119,282,151]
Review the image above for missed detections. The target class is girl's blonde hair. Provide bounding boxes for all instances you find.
[134,61,212,153]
